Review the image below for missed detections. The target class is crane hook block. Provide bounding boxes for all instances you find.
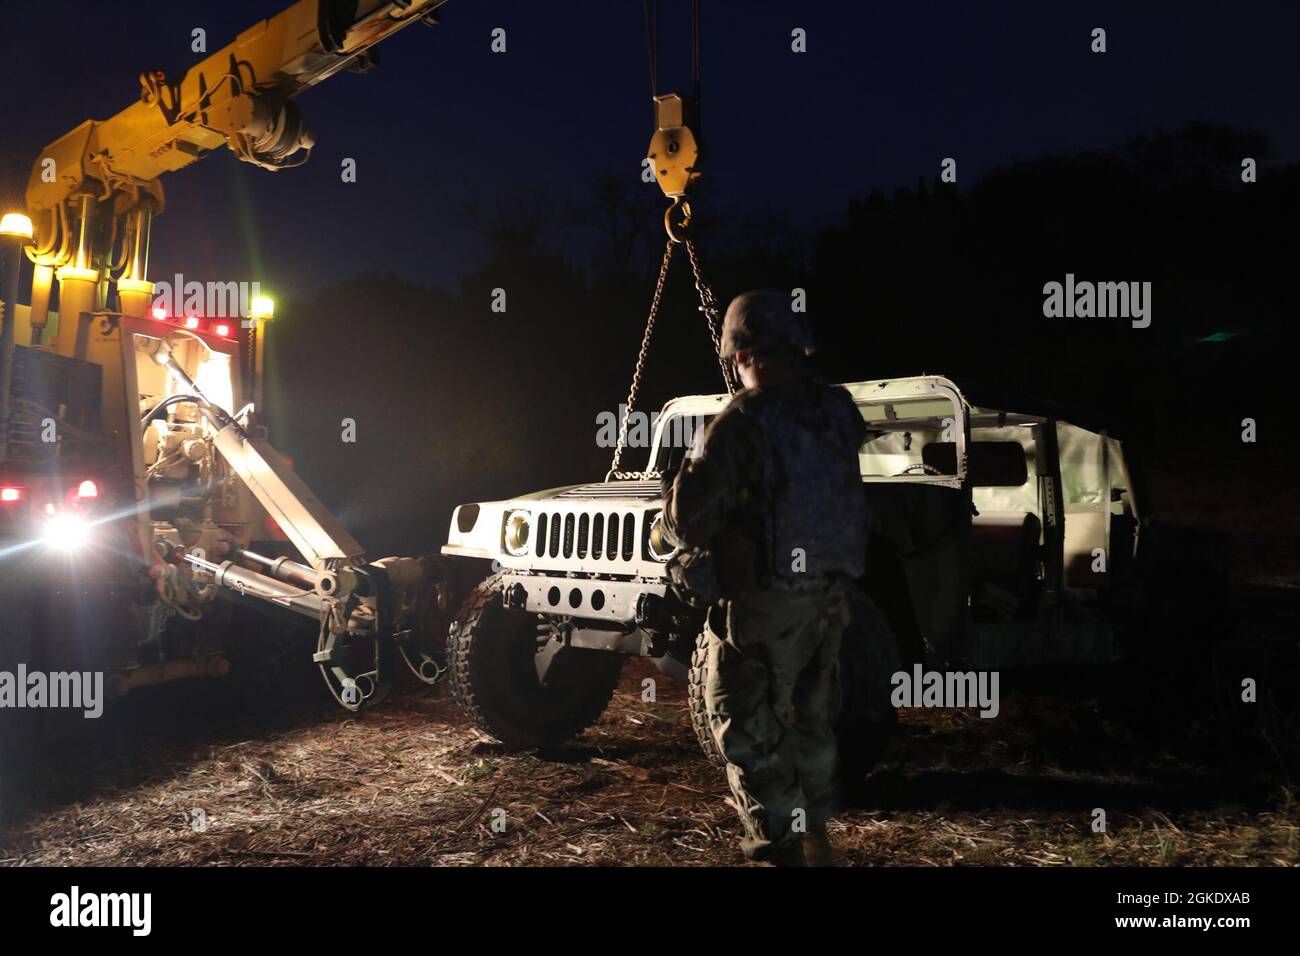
[646,93,701,199]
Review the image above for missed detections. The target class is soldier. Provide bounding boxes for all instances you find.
[662,290,869,866]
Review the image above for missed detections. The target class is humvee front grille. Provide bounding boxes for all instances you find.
[605,514,620,559]
[535,510,638,563]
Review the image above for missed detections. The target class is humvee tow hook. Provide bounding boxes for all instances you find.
[634,591,669,629]
[503,582,528,610]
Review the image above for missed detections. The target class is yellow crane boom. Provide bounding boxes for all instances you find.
[24,0,449,334]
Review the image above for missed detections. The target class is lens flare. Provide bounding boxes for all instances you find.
[42,513,90,551]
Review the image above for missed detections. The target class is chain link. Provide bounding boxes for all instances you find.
[684,238,738,395]
[607,217,737,480]
[610,238,675,476]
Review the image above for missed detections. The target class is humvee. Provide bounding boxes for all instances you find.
[441,375,1163,773]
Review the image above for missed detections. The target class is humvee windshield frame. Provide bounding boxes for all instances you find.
[647,376,969,490]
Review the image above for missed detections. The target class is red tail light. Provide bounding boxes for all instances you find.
[184,316,200,330]
[151,306,168,321]
[213,323,232,338]
[76,479,99,499]
[0,486,23,503]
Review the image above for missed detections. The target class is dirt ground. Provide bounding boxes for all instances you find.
[2,650,1297,867]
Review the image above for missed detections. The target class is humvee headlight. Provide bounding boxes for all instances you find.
[647,512,677,562]
[504,509,532,556]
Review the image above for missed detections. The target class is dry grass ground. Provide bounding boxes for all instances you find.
[2,657,1296,867]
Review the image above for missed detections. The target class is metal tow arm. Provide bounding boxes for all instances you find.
[149,336,446,710]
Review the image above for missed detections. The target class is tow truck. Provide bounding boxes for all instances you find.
[0,1,467,735]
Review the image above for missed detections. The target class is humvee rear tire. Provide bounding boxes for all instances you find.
[448,573,624,749]
[687,590,900,793]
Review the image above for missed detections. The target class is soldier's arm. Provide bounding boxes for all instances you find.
[662,406,763,549]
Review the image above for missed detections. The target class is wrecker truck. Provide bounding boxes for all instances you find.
[0,0,468,760]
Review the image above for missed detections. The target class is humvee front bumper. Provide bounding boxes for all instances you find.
[499,572,669,626]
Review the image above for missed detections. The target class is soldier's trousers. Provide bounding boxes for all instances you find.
[704,583,849,861]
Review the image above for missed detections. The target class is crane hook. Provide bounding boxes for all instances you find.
[664,197,693,243]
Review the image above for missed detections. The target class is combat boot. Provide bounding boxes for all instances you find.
[803,822,835,867]
[761,840,807,867]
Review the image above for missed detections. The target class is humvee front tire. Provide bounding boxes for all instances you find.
[687,590,900,791]
[448,573,624,749]
[688,629,726,768]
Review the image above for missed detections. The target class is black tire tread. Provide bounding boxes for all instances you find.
[687,628,726,768]
[448,572,622,748]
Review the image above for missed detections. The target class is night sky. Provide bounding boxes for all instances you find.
[3,0,1299,297]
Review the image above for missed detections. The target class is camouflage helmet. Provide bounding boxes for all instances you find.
[720,290,815,359]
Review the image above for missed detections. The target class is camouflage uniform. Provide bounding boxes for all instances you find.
[664,373,868,862]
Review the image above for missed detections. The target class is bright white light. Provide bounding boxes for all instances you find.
[0,212,33,239]
[42,513,90,551]
[194,352,235,417]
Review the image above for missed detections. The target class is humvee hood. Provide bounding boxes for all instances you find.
[552,479,663,500]
[510,479,663,503]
